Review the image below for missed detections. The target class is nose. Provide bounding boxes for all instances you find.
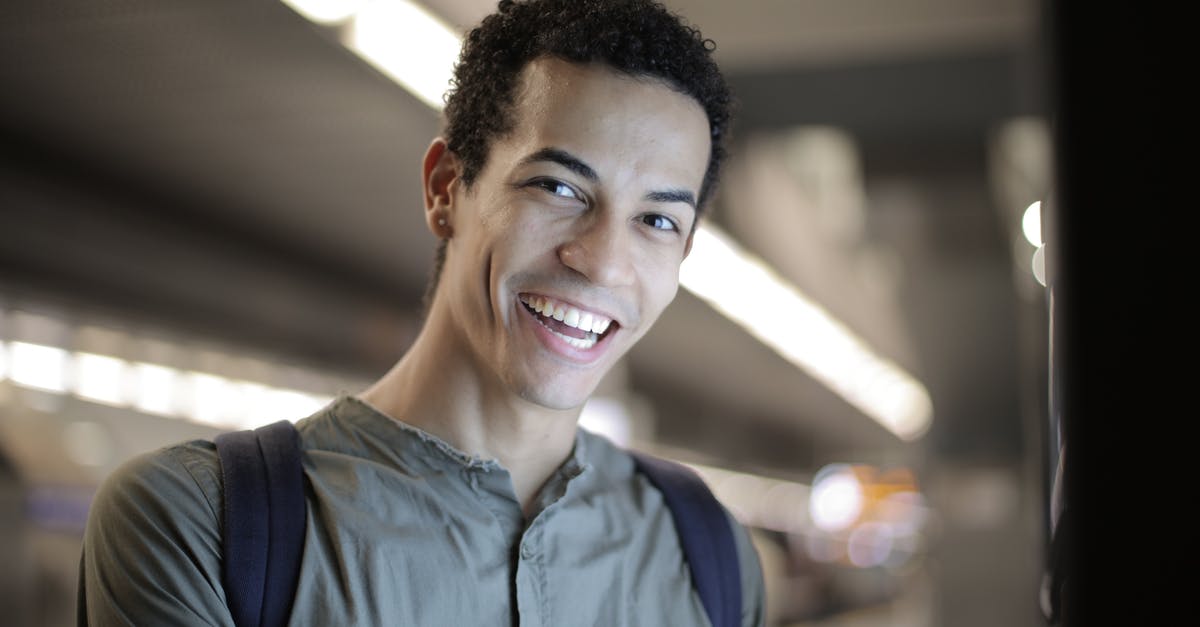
[557,214,637,287]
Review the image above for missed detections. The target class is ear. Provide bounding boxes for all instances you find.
[422,137,460,237]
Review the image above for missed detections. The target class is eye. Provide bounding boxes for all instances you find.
[641,214,680,233]
[531,178,582,201]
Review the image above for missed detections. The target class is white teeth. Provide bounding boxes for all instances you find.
[553,328,598,349]
[523,294,614,336]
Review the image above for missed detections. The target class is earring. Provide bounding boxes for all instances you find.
[433,212,452,238]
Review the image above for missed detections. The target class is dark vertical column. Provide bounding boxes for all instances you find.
[1049,1,1174,625]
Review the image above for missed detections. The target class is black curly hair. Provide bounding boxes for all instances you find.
[444,0,731,209]
[425,0,732,308]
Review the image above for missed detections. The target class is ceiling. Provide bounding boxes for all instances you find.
[0,0,1046,480]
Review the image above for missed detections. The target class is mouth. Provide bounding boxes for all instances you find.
[518,293,619,351]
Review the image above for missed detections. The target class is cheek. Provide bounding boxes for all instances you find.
[477,191,522,232]
[640,257,683,315]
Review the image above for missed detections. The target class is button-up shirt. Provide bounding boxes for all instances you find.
[80,395,765,625]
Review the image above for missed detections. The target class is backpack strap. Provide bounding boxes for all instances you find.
[215,420,307,627]
[630,451,742,627]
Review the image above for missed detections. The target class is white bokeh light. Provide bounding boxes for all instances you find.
[810,464,864,532]
[847,521,895,568]
[1032,245,1047,286]
[1022,201,1043,246]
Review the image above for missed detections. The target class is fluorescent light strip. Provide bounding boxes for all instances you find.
[281,0,365,24]
[9,341,69,393]
[348,0,463,109]
[74,352,128,407]
[2,341,332,430]
[292,3,933,439]
[680,226,933,440]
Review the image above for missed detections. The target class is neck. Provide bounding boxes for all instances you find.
[360,307,581,516]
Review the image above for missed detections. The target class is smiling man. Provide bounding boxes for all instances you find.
[79,1,764,625]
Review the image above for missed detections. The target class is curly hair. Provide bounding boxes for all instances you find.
[425,0,732,308]
[444,0,732,209]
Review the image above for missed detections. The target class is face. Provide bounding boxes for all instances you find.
[426,57,711,410]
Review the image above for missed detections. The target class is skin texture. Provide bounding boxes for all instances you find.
[362,58,711,514]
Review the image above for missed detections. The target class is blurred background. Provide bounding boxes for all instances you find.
[0,0,1056,625]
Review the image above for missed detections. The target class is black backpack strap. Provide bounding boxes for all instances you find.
[215,420,307,627]
[630,451,742,627]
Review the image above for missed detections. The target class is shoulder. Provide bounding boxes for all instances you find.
[81,440,233,625]
[92,439,223,523]
[85,439,225,561]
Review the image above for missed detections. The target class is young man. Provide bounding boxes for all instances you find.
[79,0,765,624]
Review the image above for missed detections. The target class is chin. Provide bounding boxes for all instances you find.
[513,378,597,412]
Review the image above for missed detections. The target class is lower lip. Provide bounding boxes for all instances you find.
[516,299,615,365]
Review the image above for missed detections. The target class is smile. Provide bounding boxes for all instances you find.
[518,293,617,351]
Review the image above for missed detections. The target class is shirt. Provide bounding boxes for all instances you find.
[79,395,765,626]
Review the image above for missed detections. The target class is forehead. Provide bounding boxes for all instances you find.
[494,57,711,189]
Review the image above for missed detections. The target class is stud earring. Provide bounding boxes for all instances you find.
[433,212,453,238]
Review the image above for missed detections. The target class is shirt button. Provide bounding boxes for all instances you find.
[520,543,535,560]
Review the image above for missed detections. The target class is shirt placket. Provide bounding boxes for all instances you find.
[514,518,546,627]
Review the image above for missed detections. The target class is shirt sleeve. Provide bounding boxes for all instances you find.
[78,441,235,627]
[728,510,767,627]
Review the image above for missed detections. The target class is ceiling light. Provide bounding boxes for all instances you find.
[132,362,180,417]
[281,0,366,24]
[73,352,129,406]
[260,388,330,423]
[681,224,933,440]
[9,341,69,393]
[184,371,239,427]
[348,0,462,109]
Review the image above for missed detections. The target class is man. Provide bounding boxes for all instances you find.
[79,0,765,624]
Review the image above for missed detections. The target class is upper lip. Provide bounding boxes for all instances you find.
[518,292,625,330]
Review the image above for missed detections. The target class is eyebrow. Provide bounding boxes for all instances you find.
[521,147,598,181]
[521,146,697,210]
[645,189,696,210]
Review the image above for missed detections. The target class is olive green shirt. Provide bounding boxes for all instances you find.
[79,396,765,626]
